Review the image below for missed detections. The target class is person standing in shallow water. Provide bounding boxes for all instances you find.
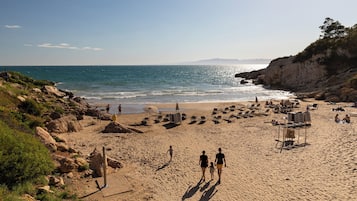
[215,147,226,184]
[118,104,122,114]
[106,104,110,113]
[199,150,208,181]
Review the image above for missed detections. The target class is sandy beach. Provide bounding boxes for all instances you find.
[62,99,357,201]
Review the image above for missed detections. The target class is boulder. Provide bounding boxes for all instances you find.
[51,133,67,143]
[49,111,61,120]
[102,122,133,133]
[56,142,70,152]
[37,185,54,194]
[100,112,113,121]
[17,95,26,102]
[21,194,36,201]
[88,149,123,177]
[42,85,66,97]
[35,127,57,152]
[32,88,42,93]
[75,157,89,171]
[240,79,248,84]
[88,148,104,177]
[66,172,74,178]
[49,175,65,187]
[55,156,78,173]
[85,108,101,117]
[107,157,123,169]
[46,115,82,133]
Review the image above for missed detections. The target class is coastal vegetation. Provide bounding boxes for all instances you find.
[0,72,81,200]
[294,17,357,76]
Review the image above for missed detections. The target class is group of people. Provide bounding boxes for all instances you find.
[199,148,226,184]
[167,146,226,184]
[106,104,122,114]
[335,114,351,123]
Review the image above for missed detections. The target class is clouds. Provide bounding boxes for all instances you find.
[37,43,103,51]
[4,25,21,29]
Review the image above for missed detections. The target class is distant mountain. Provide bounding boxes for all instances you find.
[182,58,271,65]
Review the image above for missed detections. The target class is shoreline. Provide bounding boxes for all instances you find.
[87,96,296,114]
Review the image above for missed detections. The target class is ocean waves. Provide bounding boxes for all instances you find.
[7,65,293,106]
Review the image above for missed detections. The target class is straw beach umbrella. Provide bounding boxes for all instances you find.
[144,105,159,115]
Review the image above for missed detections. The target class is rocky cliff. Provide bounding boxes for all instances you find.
[236,53,357,102]
[236,20,357,102]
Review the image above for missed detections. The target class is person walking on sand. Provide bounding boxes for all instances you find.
[209,162,215,180]
[167,145,173,162]
[199,150,208,181]
[215,148,226,184]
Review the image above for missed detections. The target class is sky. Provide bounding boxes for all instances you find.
[1,0,357,66]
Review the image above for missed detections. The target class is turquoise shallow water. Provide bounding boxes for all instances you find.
[4,65,292,113]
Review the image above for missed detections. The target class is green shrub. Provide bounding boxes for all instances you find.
[78,163,89,172]
[0,121,54,188]
[12,181,36,196]
[6,71,54,88]
[36,192,61,201]
[19,99,43,116]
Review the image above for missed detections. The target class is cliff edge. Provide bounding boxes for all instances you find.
[236,18,357,102]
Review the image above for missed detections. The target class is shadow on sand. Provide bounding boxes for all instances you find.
[79,189,101,199]
[156,161,170,171]
[182,179,204,200]
[163,123,179,129]
[199,180,219,201]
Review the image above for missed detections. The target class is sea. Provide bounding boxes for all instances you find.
[4,65,293,113]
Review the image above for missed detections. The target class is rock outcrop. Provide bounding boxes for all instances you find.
[102,121,144,133]
[55,155,79,173]
[46,115,83,133]
[35,127,57,152]
[42,85,66,98]
[88,148,123,177]
[236,55,327,91]
[259,55,327,91]
[236,55,357,102]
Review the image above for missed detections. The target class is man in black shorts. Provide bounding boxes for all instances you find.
[199,150,208,181]
[215,147,226,184]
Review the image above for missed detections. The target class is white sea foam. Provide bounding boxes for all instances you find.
[8,65,293,108]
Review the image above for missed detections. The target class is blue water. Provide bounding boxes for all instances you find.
[4,65,293,113]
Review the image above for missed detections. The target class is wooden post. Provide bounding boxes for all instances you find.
[103,146,107,188]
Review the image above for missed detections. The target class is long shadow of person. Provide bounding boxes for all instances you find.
[200,180,211,192]
[181,179,203,200]
[199,181,219,201]
[156,161,170,171]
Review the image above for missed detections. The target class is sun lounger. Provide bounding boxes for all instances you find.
[223,117,233,123]
[154,115,162,123]
[212,118,220,124]
[199,116,206,124]
[181,113,187,120]
[212,116,221,124]
[263,109,270,116]
[163,114,170,122]
[189,116,197,124]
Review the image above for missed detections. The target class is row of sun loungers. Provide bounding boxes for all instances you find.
[140,103,274,126]
[189,116,207,124]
